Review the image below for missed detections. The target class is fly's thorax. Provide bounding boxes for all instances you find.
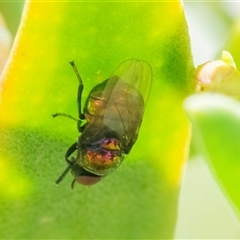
[84,77,144,138]
[76,137,124,176]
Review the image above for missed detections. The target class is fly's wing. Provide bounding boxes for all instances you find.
[97,59,153,152]
[110,59,152,106]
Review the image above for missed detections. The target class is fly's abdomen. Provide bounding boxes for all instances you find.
[78,138,124,176]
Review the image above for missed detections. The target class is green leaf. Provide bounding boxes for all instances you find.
[184,93,240,216]
[0,1,193,238]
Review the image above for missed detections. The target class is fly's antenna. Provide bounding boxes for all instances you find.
[69,61,83,85]
[55,165,72,185]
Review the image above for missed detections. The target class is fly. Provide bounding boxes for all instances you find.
[53,59,152,188]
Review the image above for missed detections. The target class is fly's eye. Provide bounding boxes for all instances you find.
[75,176,101,186]
[100,138,120,150]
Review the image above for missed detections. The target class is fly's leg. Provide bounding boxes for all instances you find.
[69,61,85,120]
[65,142,78,165]
[55,142,78,185]
[55,165,72,185]
[55,61,87,187]
[71,179,76,190]
[52,112,80,122]
[52,113,83,133]
[78,123,87,134]
[53,61,86,132]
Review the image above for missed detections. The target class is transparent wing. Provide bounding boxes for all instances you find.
[105,59,152,108]
[82,59,152,153]
[97,59,152,149]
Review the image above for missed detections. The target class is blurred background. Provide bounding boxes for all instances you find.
[176,2,240,238]
[0,1,240,238]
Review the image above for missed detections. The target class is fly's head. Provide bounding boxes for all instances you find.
[70,161,101,187]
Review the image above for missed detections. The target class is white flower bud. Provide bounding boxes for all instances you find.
[195,51,240,100]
